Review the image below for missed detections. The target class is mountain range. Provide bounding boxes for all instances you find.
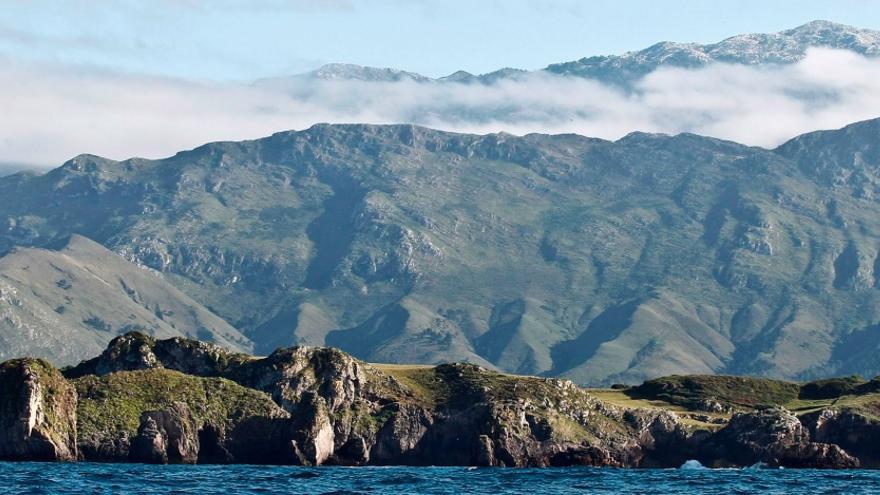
[3,115,880,385]
[4,21,880,385]
[276,20,880,86]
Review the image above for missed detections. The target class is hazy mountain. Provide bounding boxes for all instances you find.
[4,118,880,384]
[0,162,41,177]
[0,235,251,364]
[437,68,529,84]
[277,21,880,87]
[303,63,432,83]
[545,20,880,84]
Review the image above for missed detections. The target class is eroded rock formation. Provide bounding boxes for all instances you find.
[0,333,875,468]
[0,359,77,460]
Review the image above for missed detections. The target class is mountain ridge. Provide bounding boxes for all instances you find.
[3,117,880,384]
[271,21,880,86]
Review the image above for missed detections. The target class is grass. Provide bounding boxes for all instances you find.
[374,362,757,432]
[587,388,687,411]
[73,368,284,440]
[372,364,441,406]
[628,375,801,410]
[370,361,648,440]
[587,388,728,430]
[590,373,880,428]
[545,414,596,443]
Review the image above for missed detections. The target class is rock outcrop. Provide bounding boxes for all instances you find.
[73,367,291,464]
[802,408,880,467]
[0,359,77,461]
[0,333,875,468]
[701,407,859,468]
[64,332,250,379]
[130,402,200,464]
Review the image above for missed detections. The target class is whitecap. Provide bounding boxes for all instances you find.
[680,460,707,470]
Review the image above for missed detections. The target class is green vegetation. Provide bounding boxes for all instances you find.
[832,394,880,420]
[617,373,880,421]
[383,363,582,410]
[373,364,440,406]
[799,376,867,400]
[73,369,284,440]
[628,375,800,409]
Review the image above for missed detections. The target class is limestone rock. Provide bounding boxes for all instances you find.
[0,359,77,461]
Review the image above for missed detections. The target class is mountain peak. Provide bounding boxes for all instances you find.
[545,20,880,83]
[308,63,430,83]
[57,154,115,173]
[789,19,858,33]
[262,22,879,88]
[439,70,476,83]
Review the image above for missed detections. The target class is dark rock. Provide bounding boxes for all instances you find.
[332,437,370,465]
[64,331,250,379]
[549,447,622,467]
[225,416,301,465]
[65,332,160,378]
[702,407,859,468]
[130,402,199,464]
[801,408,880,467]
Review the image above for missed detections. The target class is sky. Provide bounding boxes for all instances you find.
[2,0,880,168]
[3,0,880,80]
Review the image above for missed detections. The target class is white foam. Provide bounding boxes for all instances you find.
[680,460,707,470]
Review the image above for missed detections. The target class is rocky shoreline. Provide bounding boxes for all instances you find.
[0,332,877,468]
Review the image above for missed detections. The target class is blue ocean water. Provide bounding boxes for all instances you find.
[1,462,878,495]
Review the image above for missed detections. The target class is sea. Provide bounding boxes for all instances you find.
[1,462,878,494]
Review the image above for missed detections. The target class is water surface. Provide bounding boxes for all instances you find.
[1,463,877,494]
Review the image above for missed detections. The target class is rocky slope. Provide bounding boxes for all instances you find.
[0,235,251,365]
[0,333,878,468]
[5,118,880,383]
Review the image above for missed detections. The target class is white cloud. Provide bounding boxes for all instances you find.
[2,48,880,167]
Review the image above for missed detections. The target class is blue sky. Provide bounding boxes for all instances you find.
[4,0,880,168]
[2,0,880,81]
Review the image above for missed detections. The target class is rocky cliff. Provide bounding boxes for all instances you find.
[1,333,878,468]
[0,358,77,460]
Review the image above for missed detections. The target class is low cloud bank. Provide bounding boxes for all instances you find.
[3,48,880,167]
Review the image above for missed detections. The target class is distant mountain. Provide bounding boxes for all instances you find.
[545,20,880,84]
[4,118,880,384]
[304,63,432,83]
[0,235,251,364]
[0,163,40,177]
[276,21,880,86]
[437,67,529,84]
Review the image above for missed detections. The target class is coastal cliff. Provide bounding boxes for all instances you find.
[0,332,878,468]
[0,358,78,460]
